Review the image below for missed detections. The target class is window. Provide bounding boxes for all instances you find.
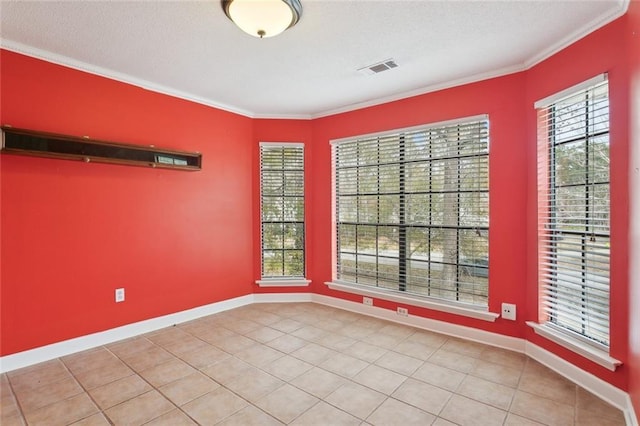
[332,116,489,308]
[536,75,610,349]
[259,143,305,280]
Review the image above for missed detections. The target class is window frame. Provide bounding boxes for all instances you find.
[529,74,621,370]
[256,142,310,287]
[327,115,495,319]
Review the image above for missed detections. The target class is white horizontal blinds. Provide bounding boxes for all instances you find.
[537,77,610,348]
[260,144,305,278]
[334,118,489,307]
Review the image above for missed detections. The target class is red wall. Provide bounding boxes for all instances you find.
[302,12,634,391]
[252,118,312,292]
[309,73,528,340]
[626,0,640,419]
[524,15,631,390]
[0,6,636,402]
[0,51,254,355]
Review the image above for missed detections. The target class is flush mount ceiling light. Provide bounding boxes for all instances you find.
[222,0,302,39]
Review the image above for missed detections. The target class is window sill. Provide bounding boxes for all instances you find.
[526,321,622,371]
[325,281,499,322]
[256,278,311,288]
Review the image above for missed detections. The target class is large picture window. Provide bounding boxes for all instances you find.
[536,76,610,348]
[332,117,489,307]
[260,143,305,279]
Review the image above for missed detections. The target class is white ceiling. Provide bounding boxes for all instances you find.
[0,1,628,119]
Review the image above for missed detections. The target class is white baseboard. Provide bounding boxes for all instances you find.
[525,342,637,425]
[0,294,254,373]
[311,293,524,353]
[253,293,313,303]
[1,292,636,425]
[311,294,636,424]
[324,281,500,322]
[316,294,638,424]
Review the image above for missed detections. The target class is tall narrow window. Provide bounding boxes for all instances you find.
[260,143,305,279]
[536,75,610,348]
[332,117,489,308]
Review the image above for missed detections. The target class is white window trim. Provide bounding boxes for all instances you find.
[331,115,491,310]
[259,141,305,148]
[256,278,311,287]
[325,281,499,322]
[526,321,622,371]
[259,141,306,281]
[330,114,489,146]
[534,74,607,108]
[534,74,614,363]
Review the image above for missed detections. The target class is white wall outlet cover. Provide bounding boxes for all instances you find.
[501,303,516,320]
[115,288,125,303]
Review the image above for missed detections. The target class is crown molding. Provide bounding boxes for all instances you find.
[0,40,257,119]
[0,0,630,121]
[524,0,629,69]
[311,63,526,119]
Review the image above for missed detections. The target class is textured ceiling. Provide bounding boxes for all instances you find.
[0,1,629,118]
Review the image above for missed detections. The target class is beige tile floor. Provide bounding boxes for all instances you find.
[0,302,626,425]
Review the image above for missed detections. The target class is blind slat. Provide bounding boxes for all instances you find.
[537,77,610,348]
[260,144,305,278]
[334,118,489,307]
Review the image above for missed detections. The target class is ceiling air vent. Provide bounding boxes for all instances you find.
[358,59,398,76]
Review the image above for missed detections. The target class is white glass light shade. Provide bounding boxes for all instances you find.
[223,0,302,38]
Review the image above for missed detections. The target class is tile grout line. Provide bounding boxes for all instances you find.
[63,353,114,425]
[151,319,294,425]
[4,372,28,425]
[104,339,202,425]
[2,302,625,426]
[175,316,291,424]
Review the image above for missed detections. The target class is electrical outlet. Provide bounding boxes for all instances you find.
[115,288,125,303]
[501,303,516,320]
[363,296,373,306]
[397,307,408,316]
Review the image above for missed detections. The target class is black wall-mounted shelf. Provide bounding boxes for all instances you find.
[1,126,202,171]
